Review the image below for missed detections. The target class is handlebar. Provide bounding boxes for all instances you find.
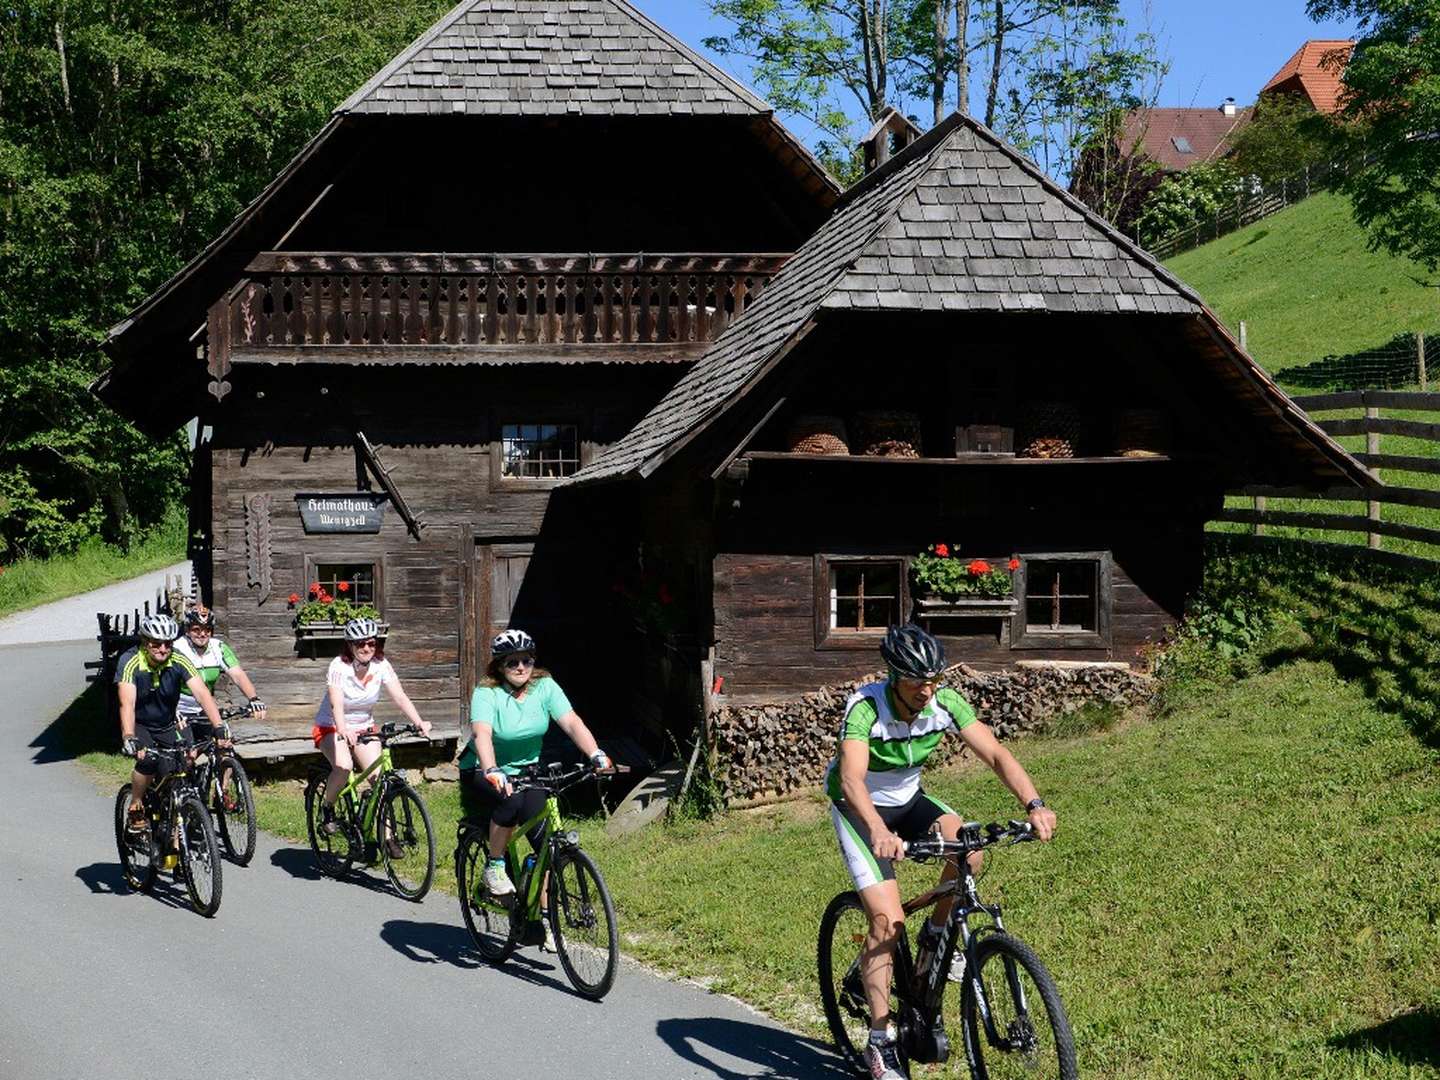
[903,820,1035,861]
[356,722,427,744]
[510,759,632,794]
[218,704,255,721]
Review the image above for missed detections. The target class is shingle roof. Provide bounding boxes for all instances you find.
[573,113,1207,484]
[1261,40,1354,115]
[338,0,768,117]
[1121,106,1251,172]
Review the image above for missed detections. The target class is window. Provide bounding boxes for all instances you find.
[501,424,580,479]
[1171,135,1194,154]
[815,556,907,648]
[1013,553,1111,649]
[315,562,378,605]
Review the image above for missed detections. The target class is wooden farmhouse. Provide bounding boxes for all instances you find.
[96,0,1370,758]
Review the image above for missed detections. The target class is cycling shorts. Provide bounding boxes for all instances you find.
[457,769,547,851]
[830,789,958,893]
[133,724,191,778]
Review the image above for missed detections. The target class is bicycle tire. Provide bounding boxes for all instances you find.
[959,932,1077,1080]
[379,780,435,900]
[215,756,257,866]
[304,771,355,879]
[457,826,520,963]
[547,846,619,1000]
[817,890,909,1076]
[177,794,224,917]
[114,785,157,893]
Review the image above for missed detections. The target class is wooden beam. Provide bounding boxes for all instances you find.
[353,430,424,541]
[230,344,705,366]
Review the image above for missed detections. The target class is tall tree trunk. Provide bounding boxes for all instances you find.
[54,16,72,114]
[985,0,1004,128]
[932,0,949,125]
[956,0,970,116]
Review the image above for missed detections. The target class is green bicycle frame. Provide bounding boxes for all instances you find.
[487,795,564,919]
[333,744,396,843]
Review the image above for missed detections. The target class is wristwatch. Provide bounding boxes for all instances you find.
[1024,798,1047,813]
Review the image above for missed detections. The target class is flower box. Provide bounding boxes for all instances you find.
[915,597,1018,617]
[294,621,391,640]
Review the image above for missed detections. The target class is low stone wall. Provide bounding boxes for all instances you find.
[712,664,1154,805]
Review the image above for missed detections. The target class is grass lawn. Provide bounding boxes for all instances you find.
[0,509,187,620]
[62,547,1440,1079]
[1164,191,1439,377]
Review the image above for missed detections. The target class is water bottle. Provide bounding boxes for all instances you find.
[519,852,537,889]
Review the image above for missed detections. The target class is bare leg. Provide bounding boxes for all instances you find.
[488,822,515,862]
[857,879,905,1033]
[129,767,150,812]
[320,734,353,807]
[929,813,980,928]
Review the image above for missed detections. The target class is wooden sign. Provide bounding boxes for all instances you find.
[295,493,387,534]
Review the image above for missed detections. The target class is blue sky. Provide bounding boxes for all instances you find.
[631,1,1359,146]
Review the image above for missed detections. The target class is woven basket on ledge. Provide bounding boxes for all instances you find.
[785,414,850,456]
[854,410,922,458]
[1017,400,1081,459]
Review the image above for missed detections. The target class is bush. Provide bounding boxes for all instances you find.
[1135,161,1240,247]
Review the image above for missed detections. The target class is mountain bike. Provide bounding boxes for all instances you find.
[189,704,258,866]
[113,744,224,918]
[455,760,627,1000]
[303,723,435,900]
[818,820,1077,1079]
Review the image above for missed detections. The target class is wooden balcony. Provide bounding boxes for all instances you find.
[210,252,788,372]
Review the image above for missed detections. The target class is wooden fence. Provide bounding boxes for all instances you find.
[1212,391,1440,568]
[1148,157,1350,260]
[86,573,191,728]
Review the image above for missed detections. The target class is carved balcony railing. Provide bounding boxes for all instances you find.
[218,252,788,353]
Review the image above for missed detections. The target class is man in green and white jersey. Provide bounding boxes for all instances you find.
[827,624,1057,1080]
[173,606,267,737]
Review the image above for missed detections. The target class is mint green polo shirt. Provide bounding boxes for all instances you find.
[458,677,574,774]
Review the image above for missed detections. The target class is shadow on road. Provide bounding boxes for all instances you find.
[30,682,112,765]
[656,1016,847,1080]
[268,845,397,896]
[377,917,593,999]
[1327,1006,1440,1070]
[75,861,191,912]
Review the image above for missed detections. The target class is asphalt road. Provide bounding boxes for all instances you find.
[0,562,190,646]
[0,639,844,1080]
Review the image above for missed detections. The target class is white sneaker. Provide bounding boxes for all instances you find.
[863,1034,908,1080]
[482,860,515,896]
[948,950,967,984]
[541,916,556,953]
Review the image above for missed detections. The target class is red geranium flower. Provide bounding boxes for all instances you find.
[308,583,321,597]
[1008,557,1021,572]
[967,559,991,577]
[934,543,950,558]
[288,592,300,605]
[337,581,350,594]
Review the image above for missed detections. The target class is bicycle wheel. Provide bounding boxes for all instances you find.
[214,756,257,866]
[547,846,619,1000]
[457,827,519,963]
[114,785,157,893]
[177,794,224,917]
[960,933,1077,1080]
[379,780,435,900]
[818,890,910,1076]
[304,772,355,879]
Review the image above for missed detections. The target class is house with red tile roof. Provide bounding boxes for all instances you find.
[1120,102,1251,174]
[1260,40,1354,115]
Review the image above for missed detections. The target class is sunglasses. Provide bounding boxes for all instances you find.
[188,626,213,634]
[354,638,378,649]
[143,639,173,649]
[502,655,535,670]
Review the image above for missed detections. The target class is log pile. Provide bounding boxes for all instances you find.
[713,664,1154,805]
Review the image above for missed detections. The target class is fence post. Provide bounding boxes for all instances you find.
[1239,320,1248,351]
[1366,403,1382,549]
[1419,332,1428,392]
[1253,494,1266,536]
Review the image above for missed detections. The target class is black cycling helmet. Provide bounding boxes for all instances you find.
[491,628,536,657]
[880,624,947,680]
[184,605,216,629]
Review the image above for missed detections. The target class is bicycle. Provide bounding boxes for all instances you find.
[818,820,1077,1079]
[303,722,436,900]
[113,744,224,918]
[188,704,258,866]
[455,760,626,1000]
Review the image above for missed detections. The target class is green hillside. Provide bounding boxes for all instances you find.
[1164,190,1437,386]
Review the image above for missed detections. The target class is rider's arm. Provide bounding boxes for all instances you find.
[838,739,900,853]
[958,722,1056,840]
[553,710,607,766]
[382,672,431,735]
[184,672,225,734]
[117,682,138,741]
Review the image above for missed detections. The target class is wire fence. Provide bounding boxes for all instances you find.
[1275,329,1432,392]
[1148,156,1352,260]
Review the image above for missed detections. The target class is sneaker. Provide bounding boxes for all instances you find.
[863,1032,908,1080]
[126,805,150,838]
[482,859,515,896]
[948,949,967,984]
[540,915,556,953]
[320,805,339,836]
[384,836,406,860]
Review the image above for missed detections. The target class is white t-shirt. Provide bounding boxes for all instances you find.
[315,656,396,729]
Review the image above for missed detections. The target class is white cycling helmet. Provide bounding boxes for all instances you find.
[344,617,382,641]
[491,628,535,657]
[139,614,180,642]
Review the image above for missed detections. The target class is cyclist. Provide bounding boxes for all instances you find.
[116,613,228,836]
[313,617,432,849]
[457,629,610,908]
[173,605,267,740]
[826,624,1057,1080]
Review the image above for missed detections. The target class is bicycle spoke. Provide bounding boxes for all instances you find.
[380,782,435,900]
[458,830,518,962]
[548,848,618,999]
[961,935,1076,1080]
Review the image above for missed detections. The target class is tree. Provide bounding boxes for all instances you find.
[0,0,449,559]
[1133,160,1240,248]
[1305,0,1440,270]
[1228,93,1334,188]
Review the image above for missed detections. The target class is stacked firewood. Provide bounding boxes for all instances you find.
[713,664,1155,805]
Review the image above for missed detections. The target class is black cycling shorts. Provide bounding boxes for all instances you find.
[133,724,191,778]
[458,769,547,851]
[830,789,958,891]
